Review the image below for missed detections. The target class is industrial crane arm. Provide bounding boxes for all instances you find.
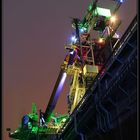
[44,69,67,122]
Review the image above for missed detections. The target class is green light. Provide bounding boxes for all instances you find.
[51,116,57,123]
[28,122,32,129]
[32,103,37,114]
[31,126,38,133]
[96,7,111,17]
[88,4,92,11]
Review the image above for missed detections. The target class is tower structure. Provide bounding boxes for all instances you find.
[7,1,137,140]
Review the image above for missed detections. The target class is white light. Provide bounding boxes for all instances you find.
[71,36,77,43]
[62,118,67,122]
[70,51,74,55]
[71,36,75,41]
[80,27,87,33]
[116,34,120,38]
[15,130,19,133]
[80,28,84,33]
[119,0,124,3]
[113,33,120,38]
[110,16,117,23]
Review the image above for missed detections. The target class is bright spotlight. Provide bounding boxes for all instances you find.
[113,33,120,39]
[80,27,87,33]
[71,36,77,43]
[119,0,124,3]
[98,38,104,43]
[80,28,84,33]
[110,16,117,23]
[70,50,74,55]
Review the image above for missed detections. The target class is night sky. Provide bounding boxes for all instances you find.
[3,0,136,140]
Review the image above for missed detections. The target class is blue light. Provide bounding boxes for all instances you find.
[71,36,75,41]
[22,115,29,127]
[119,0,124,3]
[71,36,77,43]
[80,27,87,33]
[80,28,84,33]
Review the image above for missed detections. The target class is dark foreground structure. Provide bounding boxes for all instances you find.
[56,16,137,140]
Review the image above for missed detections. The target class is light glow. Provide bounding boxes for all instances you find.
[71,36,77,43]
[50,72,67,112]
[62,118,67,122]
[96,7,111,17]
[113,33,120,38]
[119,0,124,3]
[70,51,74,55]
[80,28,84,33]
[80,27,87,33]
[110,16,117,23]
[98,38,104,43]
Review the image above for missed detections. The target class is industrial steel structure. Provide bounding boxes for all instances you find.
[7,0,137,140]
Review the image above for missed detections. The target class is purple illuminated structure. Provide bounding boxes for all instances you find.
[44,70,67,122]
